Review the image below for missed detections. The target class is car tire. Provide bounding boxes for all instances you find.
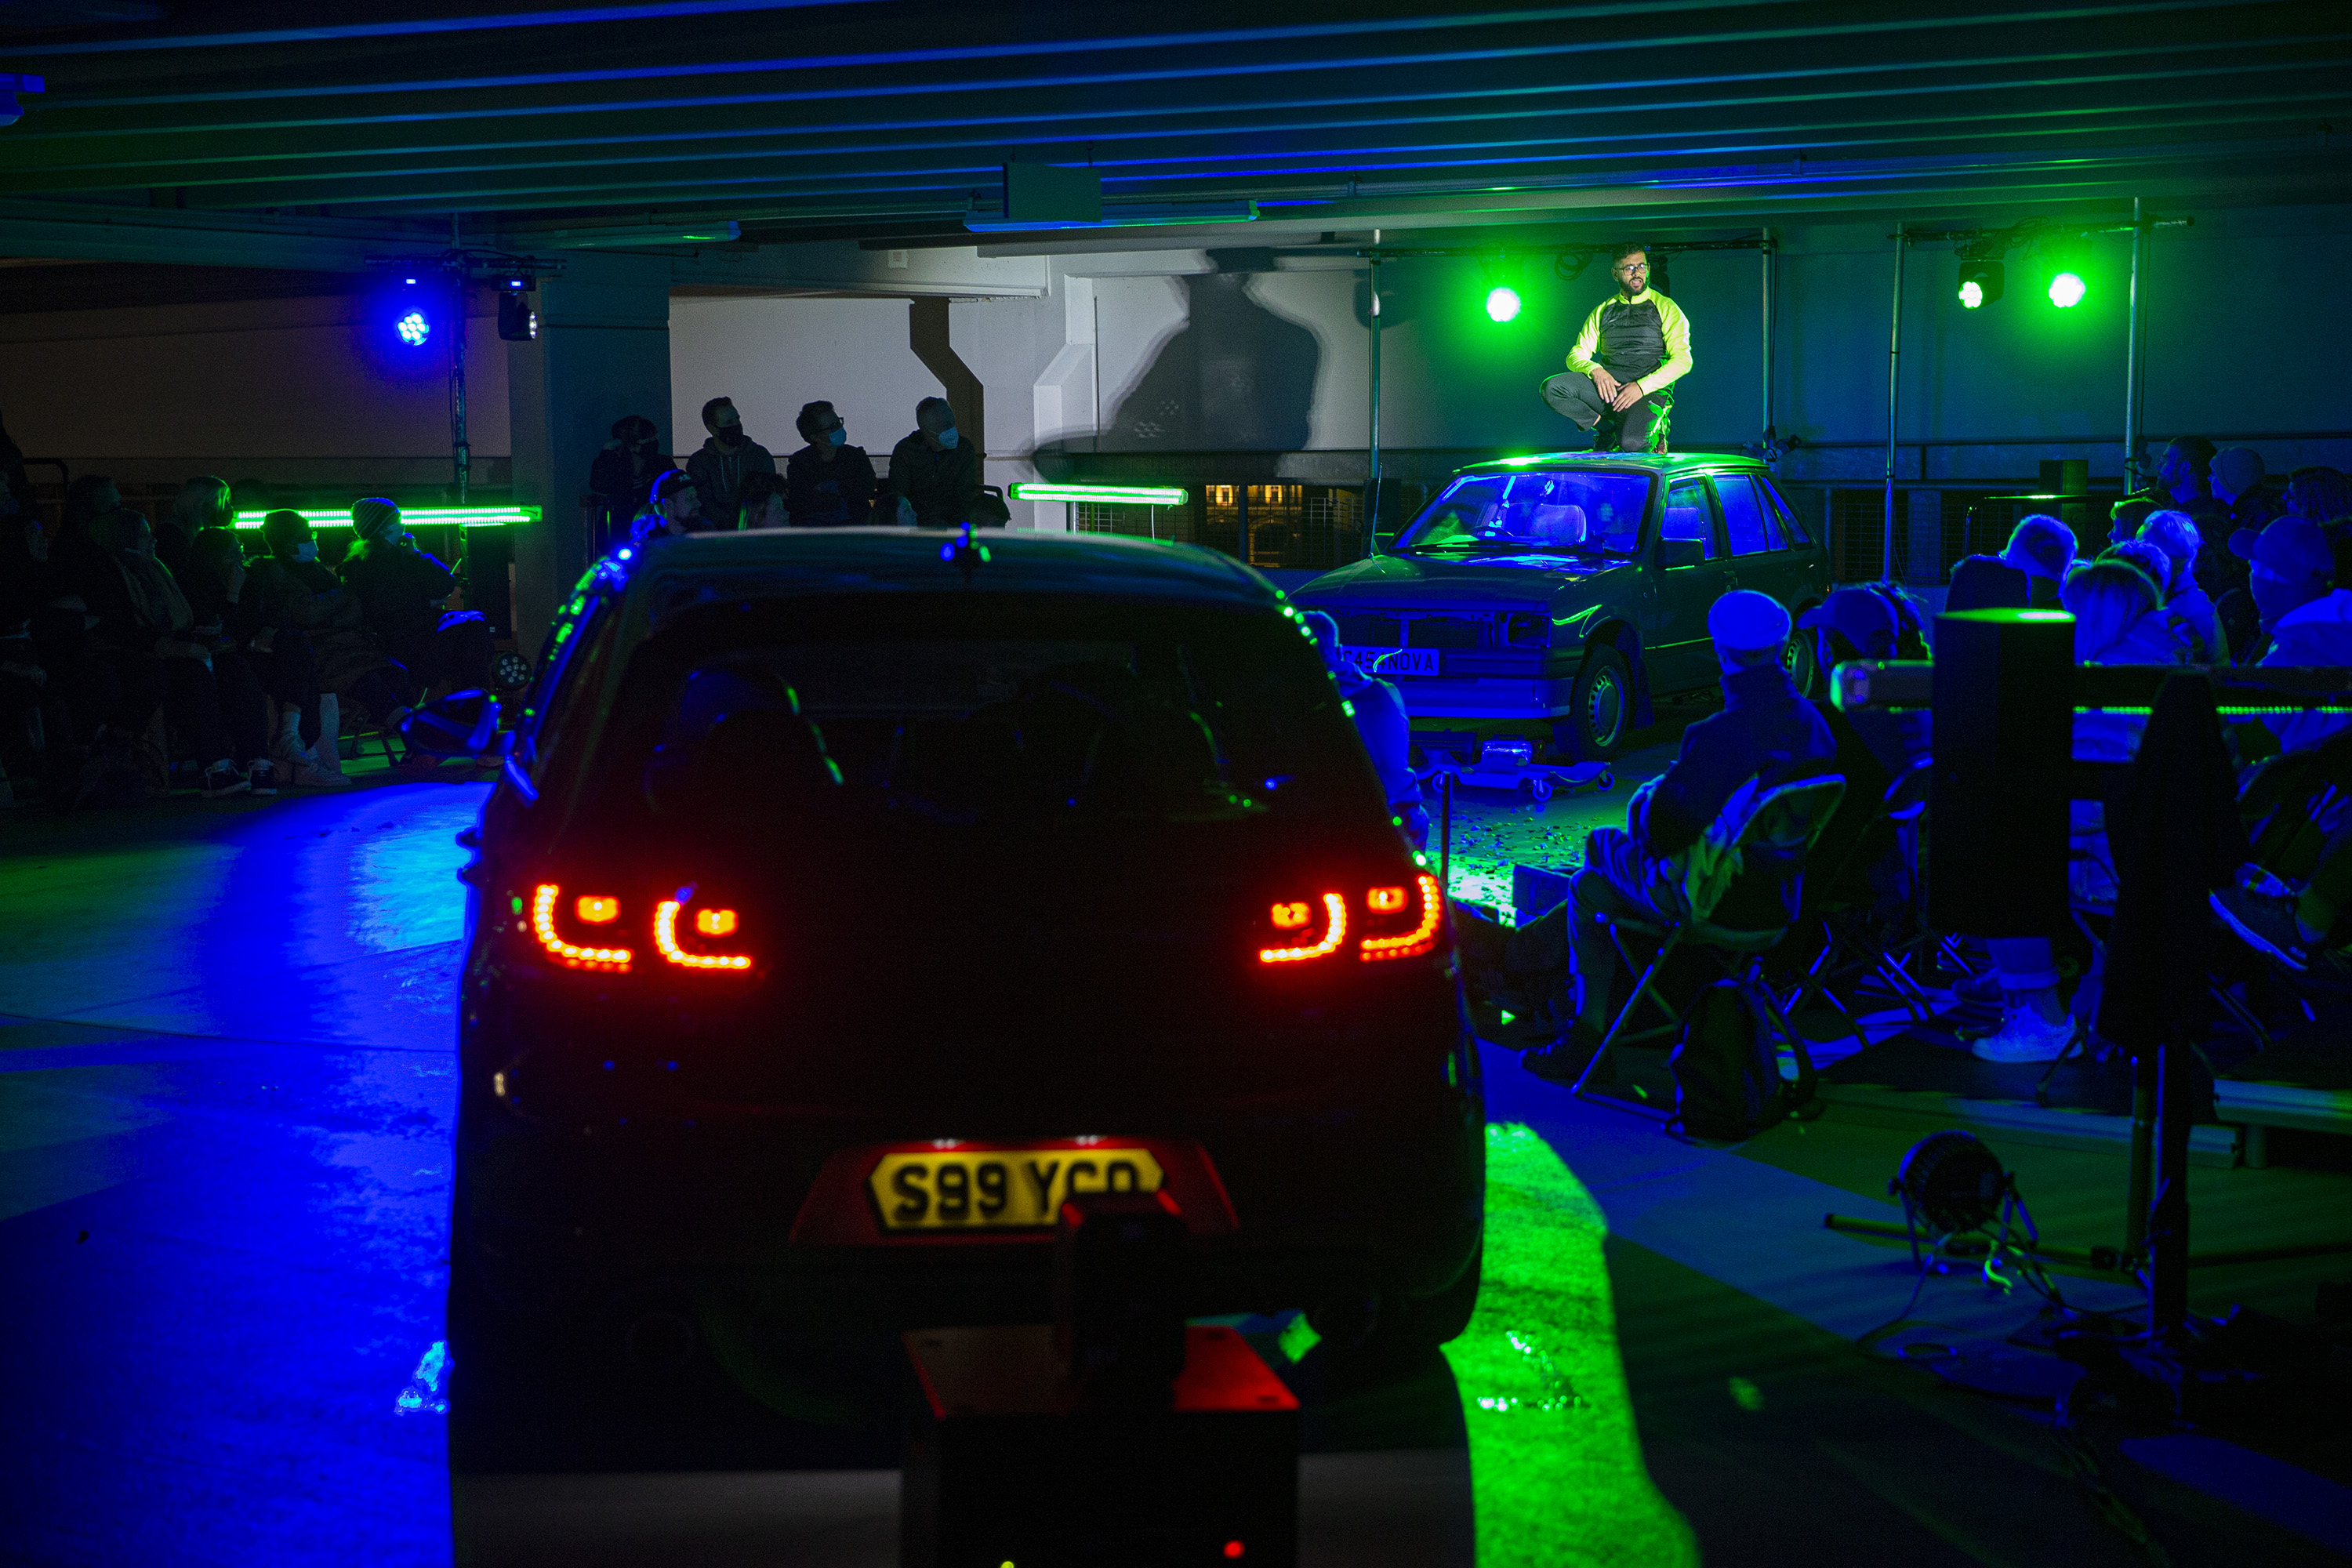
[1556,646,1633,760]
[1338,1243,1485,1374]
[1783,619,1820,697]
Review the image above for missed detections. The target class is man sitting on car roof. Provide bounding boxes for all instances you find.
[1515,590,1835,1080]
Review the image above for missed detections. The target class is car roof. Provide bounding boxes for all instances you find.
[615,526,1279,612]
[1453,451,1764,477]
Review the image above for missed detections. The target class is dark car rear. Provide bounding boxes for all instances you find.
[448,532,1483,1453]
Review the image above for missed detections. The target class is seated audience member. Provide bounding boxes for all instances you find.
[1947,516,2073,614]
[186,526,341,788]
[630,469,703,543]
[968,490,1012,530]
[1512,591,1837,1080]
[736,469,789,530]
[885,397,984,529]
[1298,611,1427,851]
[2231,517,2352,756]
[341,499,492,701]
[589,415,668,535]
[248,510,412,778]
[2107,497,2155,552]
[76,506,270,798]
[685,397,777,524]
[1797,587,1929,909]
[2282,466,2352,590]
[785,401,877,528]
[155,476,231,579]
[1967,559,2183,1063]
[2126,511,2226,663]
[54,473,124,583]
[2155,434,2230,533]
[2212,446,2276,546]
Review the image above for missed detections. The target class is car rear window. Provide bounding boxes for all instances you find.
[571,593,1381,833]
[1396,469,1650,557]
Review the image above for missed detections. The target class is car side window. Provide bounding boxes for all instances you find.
[1718,475,1783,554]
[1755,474,1810,545]
[1662,478,1715,560]
[510,591,619,793]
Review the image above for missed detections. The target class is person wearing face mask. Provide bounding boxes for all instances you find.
[154,475,232,581]
[341,498,494,703]
[630,469,704,544]
[735,469,788,530]
[785,401,877,528]
[588,414,669,547]
[248,510,414,781]
[684,397,777,524]
[884,396,984,529]
[73,506,271,798]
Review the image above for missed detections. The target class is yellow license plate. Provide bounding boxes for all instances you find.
[869,1147,1165,1232]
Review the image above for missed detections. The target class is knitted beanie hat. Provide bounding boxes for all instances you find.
[351,497,401,540]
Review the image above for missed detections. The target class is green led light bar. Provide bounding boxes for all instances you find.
[1010,483,1189,506]
[232,507,537,529]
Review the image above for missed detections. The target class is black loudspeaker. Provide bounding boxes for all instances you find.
[1928,608,2073,935]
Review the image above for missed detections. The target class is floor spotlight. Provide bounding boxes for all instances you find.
[1957,259,2004,309]
[2047,271,2087,309]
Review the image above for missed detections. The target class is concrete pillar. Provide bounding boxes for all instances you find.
[506,252,670,650]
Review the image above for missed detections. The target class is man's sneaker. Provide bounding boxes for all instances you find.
[199,760,249,799]
[2210,887,2312,971]
[1969,1008,2074,1064]
[290,757,355,789]
[1951,969,2005,1007]
[246,758,279,797]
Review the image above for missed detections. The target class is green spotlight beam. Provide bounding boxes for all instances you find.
[1485,285,1523,323]
[2048,272,2087,308]
[1443,1123,1698,1568]
[1008,482,1188,506]
[232,507,537,529]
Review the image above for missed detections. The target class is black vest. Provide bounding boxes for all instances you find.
[1598,296,1667,380]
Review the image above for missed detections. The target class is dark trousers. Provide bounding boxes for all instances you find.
[389,612,494,694]
[1542,372,1666,452]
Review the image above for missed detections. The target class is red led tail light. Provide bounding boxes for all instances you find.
[655,899,753,972]
[1359,873,1443,961]
[1258,893,1347,964]
[532,884,632,971]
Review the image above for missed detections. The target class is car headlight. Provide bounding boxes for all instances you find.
[1504,613,1552,648]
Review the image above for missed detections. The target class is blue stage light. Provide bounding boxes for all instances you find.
[395,308,432,347]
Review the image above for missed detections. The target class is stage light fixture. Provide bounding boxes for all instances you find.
[497,279,538,343]
[1484,285,1523,323]
[395,308,432,347]
[2047,271,2087,308]
[1956,259,2004,309]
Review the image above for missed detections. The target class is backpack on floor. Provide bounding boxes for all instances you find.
[1668,980,1810,1142]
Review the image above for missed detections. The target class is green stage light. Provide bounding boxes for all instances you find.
[2047,271,2086,308]
[1009,482,1188,506]
[1959,281,1984,309]
[1957,258,2003,309]
[232,507,537,529]
[1484,286,1523,323]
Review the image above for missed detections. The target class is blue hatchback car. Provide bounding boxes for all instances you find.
[1293,453,1833,759]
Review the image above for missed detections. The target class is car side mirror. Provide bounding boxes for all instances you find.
[1657,539,1707,569]
[400,690,503,757]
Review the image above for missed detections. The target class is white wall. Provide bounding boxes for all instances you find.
[668,296,945,466]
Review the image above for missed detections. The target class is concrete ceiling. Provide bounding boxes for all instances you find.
[1,0,2345,259]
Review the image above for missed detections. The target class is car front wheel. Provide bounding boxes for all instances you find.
[1556,646,1632,760]
[1784,620,1820,697]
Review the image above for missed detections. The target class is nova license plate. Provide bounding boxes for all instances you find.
[869,1147,1166,1232]
[1339,646,1437,677]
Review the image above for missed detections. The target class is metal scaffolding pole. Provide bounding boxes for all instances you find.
[1760,226,1776,448]
[1367,249,1383,543]
[1882,222,1905,583]
[2122,195,2146,493]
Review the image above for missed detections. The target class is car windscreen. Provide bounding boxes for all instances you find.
[1396,469,1651,557]
[573,592,1381,834]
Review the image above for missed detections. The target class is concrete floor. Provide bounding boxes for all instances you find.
[2,752,2346,1566]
